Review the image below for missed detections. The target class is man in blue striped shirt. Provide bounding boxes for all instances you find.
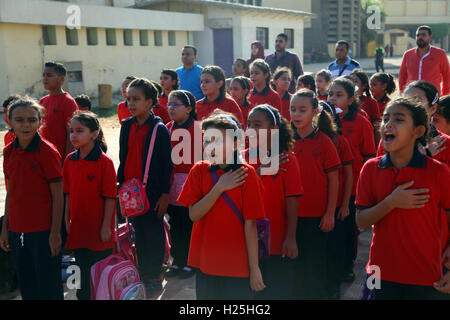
[327,40,362,78]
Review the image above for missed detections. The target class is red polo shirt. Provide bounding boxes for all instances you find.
[239,100,256,129]
[249,86,282,114]
[177,161,265,277]
[124,121,150,181]
[63,146,117,251]
[158,92,168,110]
[356,151,450,286]
[153,104,170,124]
[280,91,292,122]
[376,95,391,115]
[341,113,376,195]
[4,129,15,147]
[244,150,303,255]
[293,128,341,217]
[196,95,244,124]
[3,134,62,233]
[360,95,381,125]
[117,101,133,125]
[399,45,450,96]
[336,134,354,208]
[39,92,79,159]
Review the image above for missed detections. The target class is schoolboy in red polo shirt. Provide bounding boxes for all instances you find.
[244,104,303,300]
[117,76,136,124]
[356,98,450,299]
[39,62,79,160]
[0,98,64,300]
[177,112,266,299]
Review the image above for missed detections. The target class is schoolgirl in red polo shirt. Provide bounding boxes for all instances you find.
[271,67,292,121]
[0,97,64,300]
[296,74,316,93]
[196,66,244,124]
[117,76,136,124]
[40,62,79,160]
[165,90,198,279]
[290,89,341,299]
[356,98,450,299]
[229,76,254,128]
[350,70,381,146]
[370,73,396,115]
[159,69,179,112]
[245,104,303,300]
[315,70,332,101]
[328,77,376,282]
[117,78,173,298]
[64,112,116,300]
[177,111,266,300]
[249,59,282,113]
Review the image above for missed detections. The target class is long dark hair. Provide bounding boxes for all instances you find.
[231,76,251,105]
[350,70,371,98]
[161,69,179,90]
[70,111,107,153]
[202,66,227,100]
[330,77,360,121]
[370,72,396,96]
[250,59,271,87]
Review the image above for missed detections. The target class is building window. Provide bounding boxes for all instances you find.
[168,31,176,46]
[154,30,163,46]
[86,28,98,45]
[255,0,262,5]
[256,27,269,49]
[247,0,254,5]
[140,30,148,46]
[106,28,117,46]
[42,25,57,45]
[284,29,294,48]
[65,27,78,46]
[123,29,133,46]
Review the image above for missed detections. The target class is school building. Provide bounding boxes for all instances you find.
[377,0,450,55]
[0,0,313,102]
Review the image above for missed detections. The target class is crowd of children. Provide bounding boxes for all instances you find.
[0,49,450,301]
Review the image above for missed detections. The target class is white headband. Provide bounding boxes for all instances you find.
[432,92,439,105]
[182,91,191,106]
[218,115,240,130]
[261,105,277,125]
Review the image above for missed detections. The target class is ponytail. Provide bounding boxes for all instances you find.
[70,111,108,153]
[370,72,396,95]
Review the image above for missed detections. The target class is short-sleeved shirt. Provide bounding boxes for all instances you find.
[336,134,354,208]
[3,133,62,233]
[376,95,391,115]
[248,86,282,114]
[124,121,150,181]
[239,100,256,129]
[244,150,303,255]
[293,128,341,217]
[177,161,265,277]
[39,92,79,159]
[356,151,450,286]
[117,101,133,125]
[63,146,117,251]
[280,91,292,122]
[196,95,244,124]
[327,57,362,78]
[360,95,381,125]
[176,64,204,101]
[341,113,376,195]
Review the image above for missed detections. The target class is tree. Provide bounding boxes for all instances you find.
[360,0,386,57]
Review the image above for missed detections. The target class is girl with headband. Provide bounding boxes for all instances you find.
[244,104,303,300]
[177,110,266,299]
[165,90,198,280]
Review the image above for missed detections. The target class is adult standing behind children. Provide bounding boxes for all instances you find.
[399,25,450,96]
[265,34,303,93]
[40,62,79,160]
[327,41,362,79]
[176,46,204,101]
[246,41,265,77]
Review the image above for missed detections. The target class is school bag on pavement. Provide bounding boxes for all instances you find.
[90,254,146,300]
[211,172,270,260]
[118,122,163,218]
[114,219,138,266]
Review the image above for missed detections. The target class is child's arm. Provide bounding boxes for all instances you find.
[189,168,248,222]
[356,181,430,229]
[100,198,116,243]
[64,195,70,233]
[319,170,339,232]
[244,219,265,292]
[338,164,353,221]
[282,197,298,259]
[49,181,64,257]
[0,187,10,252]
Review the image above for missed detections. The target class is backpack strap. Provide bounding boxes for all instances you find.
[143,122,163,187]
[211,171,244,225]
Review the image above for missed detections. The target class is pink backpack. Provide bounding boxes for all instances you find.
[90,255,146,300]
[115,222,137,265]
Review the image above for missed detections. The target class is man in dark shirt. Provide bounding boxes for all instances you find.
[265,33,303,93]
